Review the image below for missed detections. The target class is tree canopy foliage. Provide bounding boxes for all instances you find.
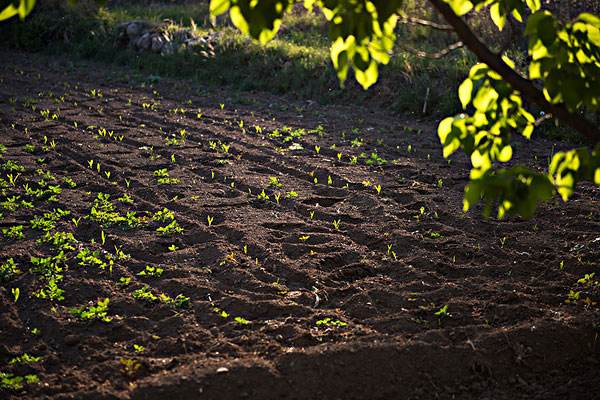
[3,0,600,218]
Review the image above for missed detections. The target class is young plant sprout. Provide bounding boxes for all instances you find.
[257,190,269,202]
[12,287,20,302]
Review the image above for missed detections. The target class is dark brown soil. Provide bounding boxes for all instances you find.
[0,51,599,400]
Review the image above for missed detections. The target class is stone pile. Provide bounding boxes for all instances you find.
[116,20,216,57]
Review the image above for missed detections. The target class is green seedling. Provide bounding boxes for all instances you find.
[0,258,21,282]
[2,225,24,240]
[153,208,175,222]
[63,177,77,188]
[500,236,507,248]
[234,317,250,325]
[70,298,112,322]
[160,293,190,308]
[119,358,141,377]
[213,307,230,318]
[257,190,270,202]
[7,173,20,186]
[156,220,184,236]
[11,287,20,302]
[0,372,40,391]
[117,193,134,205]
[332,219,341,230]
[154,169,180,185]
[1,160,25,172]
[434,305,450,318]
[316,317,347,327]
[428,231,442,239]
[90,194,125,227]
[133,344,145,353]
[118,277,132,286]
[269,176,283,188]
[365,152,387,166]
[132,285,159,303]
[565,290,580,304]
[137,265,164,278]
[577,273,597,287]
[9,353,41,365]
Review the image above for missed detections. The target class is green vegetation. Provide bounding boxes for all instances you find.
[0,372,39,391]
[70,298,112,322]
[316,317,348,328]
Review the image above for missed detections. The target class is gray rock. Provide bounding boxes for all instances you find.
[116,19,218,58]
[151,34,165,52]
[135,32,152,51]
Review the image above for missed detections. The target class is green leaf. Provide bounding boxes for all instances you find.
[497,145,513,163]
[0,4,19,21]
[446,0,473,16]
[354,59,379,90]
[458,78,473,109]
[18,0,36,20]
[210,0,231,16]
[490,3,506,31]
[438,117,462,158]
[526,0,541,12]
[472,85,498,111]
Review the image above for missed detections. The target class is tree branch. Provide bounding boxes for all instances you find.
[398,41,464,59]
[427,0,600,145]
[398,16,454,31]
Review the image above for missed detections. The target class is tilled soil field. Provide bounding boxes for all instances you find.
[0,51,599,399]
